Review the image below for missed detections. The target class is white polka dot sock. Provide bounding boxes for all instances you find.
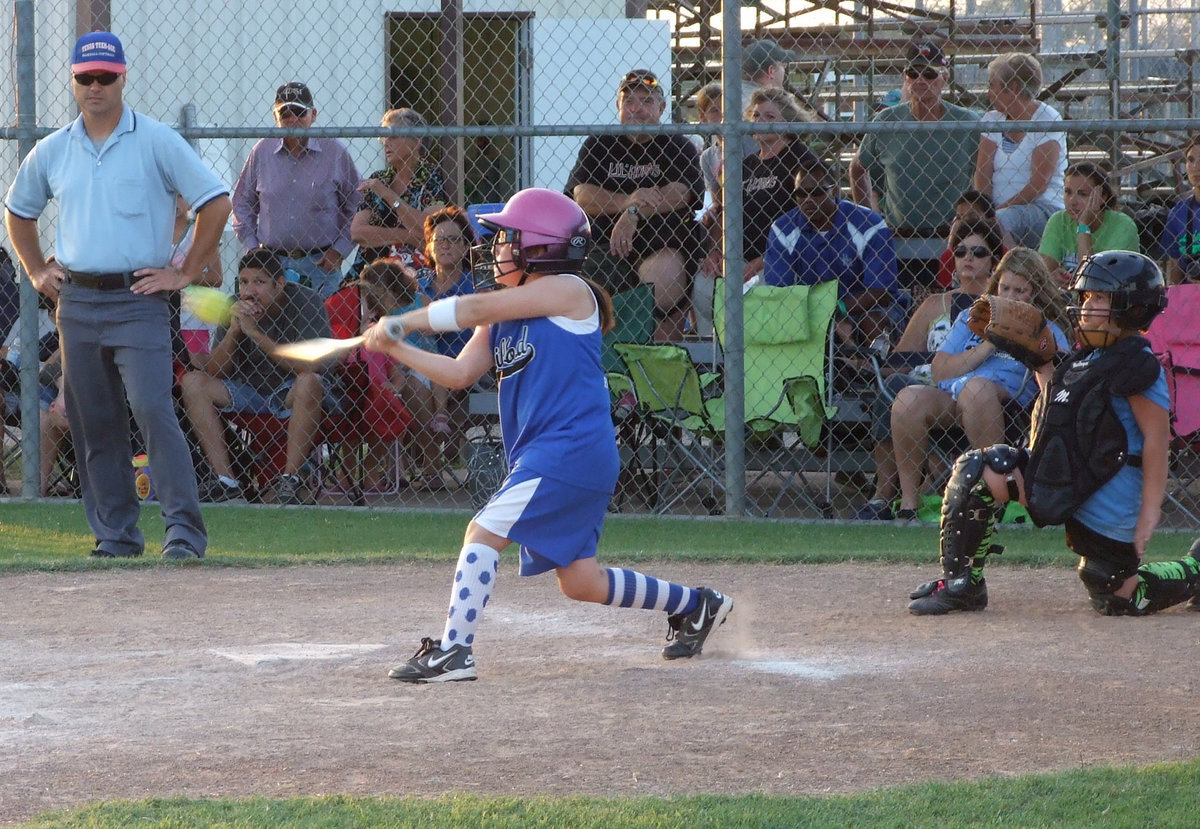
[440,543,500,649]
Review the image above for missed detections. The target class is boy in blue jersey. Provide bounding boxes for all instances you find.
[908,251,1200,616]
[363,188,733,682]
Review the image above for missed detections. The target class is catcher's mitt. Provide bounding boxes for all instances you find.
[967,295,1058,369]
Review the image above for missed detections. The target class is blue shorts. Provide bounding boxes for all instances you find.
[218,375,344,418]
[473,465,609,576]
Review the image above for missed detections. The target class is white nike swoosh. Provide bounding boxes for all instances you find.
[427,650,458,668]
[688,600,710,633]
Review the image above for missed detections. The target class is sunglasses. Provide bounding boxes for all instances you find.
[621,71,660,90]
[274,103,310,119]
[905,67,941,81]
[73,72,121,86]
[432,234,466,245]
[954,245,991,259]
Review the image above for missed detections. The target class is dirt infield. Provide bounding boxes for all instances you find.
[1,561,1198,825]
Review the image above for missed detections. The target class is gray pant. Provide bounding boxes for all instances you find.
[57,282,206,556]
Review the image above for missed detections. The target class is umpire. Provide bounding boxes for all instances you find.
[4,32,232,560]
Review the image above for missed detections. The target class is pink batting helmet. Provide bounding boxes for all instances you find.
[476,188,592,276]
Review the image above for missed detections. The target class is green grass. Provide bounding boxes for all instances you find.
[18,760,1200,827]
[0,500,1193,573]
[5,502,1198,828]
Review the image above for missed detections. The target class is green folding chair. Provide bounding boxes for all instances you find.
[612,342,725,514]
[714,281,840,516]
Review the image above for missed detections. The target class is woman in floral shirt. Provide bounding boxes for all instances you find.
[347,108,447,283]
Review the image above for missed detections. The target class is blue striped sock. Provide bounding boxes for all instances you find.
[604,568,698,615]
[441,543,500,648]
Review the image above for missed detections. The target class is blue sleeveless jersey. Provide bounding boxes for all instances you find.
[489,284,620,494]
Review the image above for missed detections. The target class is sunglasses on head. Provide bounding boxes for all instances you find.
[621,71,659,90]
[905,67,941,81]
[954,245,991,259]
[73,72,121,86]
[275,103,310,119]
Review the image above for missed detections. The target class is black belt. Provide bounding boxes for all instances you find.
[269,246,330,259]
[65,270,147,290]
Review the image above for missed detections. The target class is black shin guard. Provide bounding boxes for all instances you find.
[938,449,1012,583]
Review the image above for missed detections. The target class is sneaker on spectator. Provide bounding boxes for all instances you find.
[855,499,893,521]
[273,473,305,505]
[197,478,242,503]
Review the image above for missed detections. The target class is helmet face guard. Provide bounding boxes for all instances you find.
[1067,251,1167,347]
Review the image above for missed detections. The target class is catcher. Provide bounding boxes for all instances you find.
[909,251,1200,616]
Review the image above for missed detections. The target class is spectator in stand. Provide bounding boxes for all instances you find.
[764,157,905,348]
[856,220,1004,521]
[231,82,360,298]
[358,257,447,491]
[740,39,795,112]
[973,53,1066,249]
[181,248,341,505]
[727,88,821,284]
[1161,134,1200,284]
[739,38,796,157]
[890,247,1070,522]
[567,68,704,341]
[1039,161,1140,286]
[692,81,725,337]
[849,42,980,293]
[420,206,478,439]
[935,190,1003,289]
[348,108,448,283]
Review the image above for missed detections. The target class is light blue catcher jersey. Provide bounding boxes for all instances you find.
[1073,345,1170,542]
[489,278,620,494]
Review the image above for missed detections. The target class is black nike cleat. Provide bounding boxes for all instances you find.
[662,587,733,660]
[388,637,478,683]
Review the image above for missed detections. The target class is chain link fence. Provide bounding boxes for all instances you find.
[3,0,1200,526]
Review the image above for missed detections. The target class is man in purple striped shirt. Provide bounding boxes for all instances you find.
[231,82,361,298]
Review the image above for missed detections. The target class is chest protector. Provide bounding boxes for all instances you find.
[1024,336,1160,527]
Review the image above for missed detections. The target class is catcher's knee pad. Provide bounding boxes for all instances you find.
[938,446,1021,579]
[1077,556,1140,616]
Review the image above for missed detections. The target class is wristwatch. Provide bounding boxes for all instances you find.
[392,198,402,210]
[626,205,639,217]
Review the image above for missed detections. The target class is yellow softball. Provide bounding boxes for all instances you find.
[182,285,235,327]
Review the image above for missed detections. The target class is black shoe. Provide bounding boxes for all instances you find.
[1186,596,1200,612]
[89,546,143,559]
[162,541,203,562]
[388,637,478,683]
[272,473,306,506]
[662,587,734,660]
[197,478,242,503]
[908,576,988,615]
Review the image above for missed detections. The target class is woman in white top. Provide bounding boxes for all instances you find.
[973,53,1067,249]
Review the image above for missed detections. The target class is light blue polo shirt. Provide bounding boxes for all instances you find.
[5,105,228,272]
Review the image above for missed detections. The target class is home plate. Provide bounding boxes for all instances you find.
[210,643,388,666]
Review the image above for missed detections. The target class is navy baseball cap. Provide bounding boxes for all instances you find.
[275,82,315,110]
[71,32,126,74]
[907,41,948,68]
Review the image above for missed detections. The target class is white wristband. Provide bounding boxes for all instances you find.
[426,296,460,332]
